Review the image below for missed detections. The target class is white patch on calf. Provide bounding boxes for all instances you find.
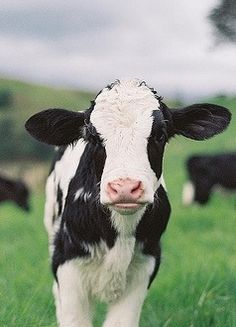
[74,187,84,201]
[110,208,146,236]
[56,238,155,310]
[103,252,155,327]
[83,192,92,201]
[90,79,161,205]
[57,261,93,327]
[44,171,57,239]
[74,188,92,202]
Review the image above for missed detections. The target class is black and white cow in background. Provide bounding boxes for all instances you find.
[25,79,231,327]
[0,174,30,211]
[183,153,236,205]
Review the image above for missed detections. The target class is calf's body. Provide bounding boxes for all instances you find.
[46,143,170,325]
[26,79,231,326]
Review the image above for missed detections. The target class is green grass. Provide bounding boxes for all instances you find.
[0,77,93,115]
[0,94,236,326]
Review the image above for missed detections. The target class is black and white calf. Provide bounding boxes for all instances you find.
[183,153,236,205]
[25,79,231,327]
[0,174,30,211]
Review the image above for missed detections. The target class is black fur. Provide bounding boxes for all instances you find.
[147,110,167,179]
[52,142,116,277]
[136,185,171,287]
[25,109,85,146]
[170,103,231,140]
[57,185,63,217]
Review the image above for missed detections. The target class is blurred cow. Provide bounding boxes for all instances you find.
[182,153,236,205]
[0,174,30,211]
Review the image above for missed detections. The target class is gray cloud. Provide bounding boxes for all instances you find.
[0,0,235,99]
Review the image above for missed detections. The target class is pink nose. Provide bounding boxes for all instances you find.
[106,178,144,203]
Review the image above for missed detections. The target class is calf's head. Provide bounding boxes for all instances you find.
[25,79,231,214]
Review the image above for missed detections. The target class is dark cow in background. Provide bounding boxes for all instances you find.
[0,174,30,211]
[183,153,236,205]
[25,79,231,327]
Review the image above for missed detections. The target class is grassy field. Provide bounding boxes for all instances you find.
[0,90,235,326]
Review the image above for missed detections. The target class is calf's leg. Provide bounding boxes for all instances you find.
[55,260,93,327]
[103,256,155,327]
[103,281,148,327]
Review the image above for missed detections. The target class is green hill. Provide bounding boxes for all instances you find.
[0,78,93,160]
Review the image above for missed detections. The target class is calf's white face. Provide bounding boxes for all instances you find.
[90,80,161,212]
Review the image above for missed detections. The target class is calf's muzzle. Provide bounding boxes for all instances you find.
[106,178,144,206]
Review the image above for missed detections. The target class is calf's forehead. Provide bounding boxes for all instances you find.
[90,79,161,140]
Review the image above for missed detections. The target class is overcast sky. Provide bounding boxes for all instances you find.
[0,0,235,99]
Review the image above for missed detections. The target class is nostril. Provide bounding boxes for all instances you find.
[130,182,144,200]
[131,181,142,194]
[107,182,118,195]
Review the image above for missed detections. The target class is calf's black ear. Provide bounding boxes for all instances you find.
[25,109,85,145]
[170,103,231,140]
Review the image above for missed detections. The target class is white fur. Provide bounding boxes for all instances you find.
[110,209,146,236]
[182,181,195,206]
[74,188,92,202]
[44,171,57,238]
[83,192,92,201]
[56,261,93,327]
[56,239,155,327]
[90,79,161,206]
[74,187,84,201]
[103,253,154,327]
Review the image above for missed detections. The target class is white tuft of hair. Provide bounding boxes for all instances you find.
[182,181,195,206]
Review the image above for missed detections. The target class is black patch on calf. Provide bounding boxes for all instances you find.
[83,103,105,147]
[25,109,85,146]
[136,185,171,288]
[148,244,161,289]
[170,103,231,140]
[147,138,164,179]
[52,142,116,277]
[83,121,104,147]
[106,80,120,90]
[57,185,63,216]
[147,110,167,178]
